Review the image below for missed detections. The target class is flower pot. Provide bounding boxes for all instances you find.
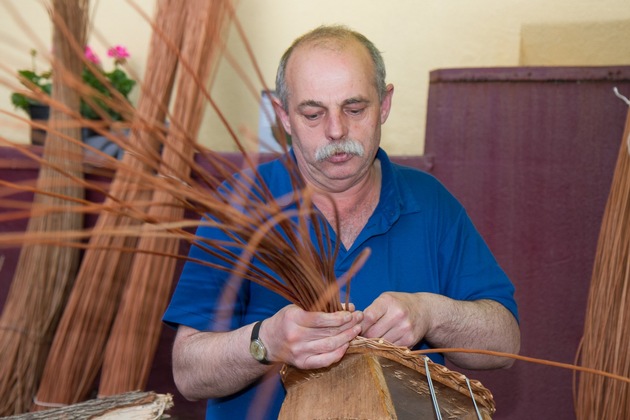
[27,103,50,146]
[26,104,105,146]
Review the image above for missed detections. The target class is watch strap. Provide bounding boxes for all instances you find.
[251,320,263,341]
[250,320,270,364]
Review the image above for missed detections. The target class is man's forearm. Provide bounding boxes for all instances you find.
[172,324,271,400]
[423,294,520,369]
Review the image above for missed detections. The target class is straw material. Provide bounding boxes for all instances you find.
[33,0,187,408]
[98,0,233,396]
[29,0,361,405]
[0,0,88,415]
[575,108,630,418]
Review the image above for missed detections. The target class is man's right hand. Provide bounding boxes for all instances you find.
[262,304,364,369]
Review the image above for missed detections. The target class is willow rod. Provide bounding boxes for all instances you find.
[0,1,88,415]
[98,0,233,396]
[33,0,187,408]
[575,107,630,419]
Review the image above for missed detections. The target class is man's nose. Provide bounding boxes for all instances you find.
[324,111,348,141]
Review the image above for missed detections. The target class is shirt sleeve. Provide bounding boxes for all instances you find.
[437,194,519,322]
[163,221,250,332]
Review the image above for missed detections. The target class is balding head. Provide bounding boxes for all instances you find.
[275,25,387,110]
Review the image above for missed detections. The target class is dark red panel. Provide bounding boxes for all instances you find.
[424,65,630,419]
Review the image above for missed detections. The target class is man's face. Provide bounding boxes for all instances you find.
[275,39,393,192]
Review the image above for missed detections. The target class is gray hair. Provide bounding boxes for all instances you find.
[275,25,387,110]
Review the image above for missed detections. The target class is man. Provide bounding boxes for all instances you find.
[163,25,520,419]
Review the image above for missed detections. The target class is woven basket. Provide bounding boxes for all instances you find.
[279,337,495,419]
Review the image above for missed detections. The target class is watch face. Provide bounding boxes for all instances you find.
[250,339,266,361]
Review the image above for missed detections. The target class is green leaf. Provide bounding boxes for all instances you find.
[106,68,136,97]
[11,92,30,111]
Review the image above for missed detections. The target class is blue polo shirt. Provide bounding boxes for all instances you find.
[163,148,518,419]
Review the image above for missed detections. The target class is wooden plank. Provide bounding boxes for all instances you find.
[3,391,173,419]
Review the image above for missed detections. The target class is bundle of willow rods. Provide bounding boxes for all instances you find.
[30,0,362,408]
[576,106,630,418]
[0,2,370,408]
[0,0,88,415]
[33,0,187,409]
[98,0,233,396]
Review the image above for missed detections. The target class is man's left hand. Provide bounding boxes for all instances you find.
[359,292,429,347]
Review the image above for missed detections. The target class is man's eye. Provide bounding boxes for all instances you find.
[346,108,364,116]
[304,113,320,121]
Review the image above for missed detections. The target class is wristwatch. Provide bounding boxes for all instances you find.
[249,320,270,364]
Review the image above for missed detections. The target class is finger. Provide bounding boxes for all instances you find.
[312,319,363,342]
[296,324,360,367]
[341,302,356,312]
[297,342,350,370]
[360,304,386,334]
[304,311,361,330]
[379,326,409,346]
[362,320,390,340]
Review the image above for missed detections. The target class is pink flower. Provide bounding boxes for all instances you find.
[84,45,101,65]
[107,45,130,65]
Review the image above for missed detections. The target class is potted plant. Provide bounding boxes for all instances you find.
[10,49,52,115]
[80,45,136,122]
[11,45,136,144]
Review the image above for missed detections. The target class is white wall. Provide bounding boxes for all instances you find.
[1,0,629,154]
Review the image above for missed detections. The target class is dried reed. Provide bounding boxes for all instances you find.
[33,0,188,409]
[0,0,88,415]
[25,0,362,405]
[98,0,233,396]
[575,108,630,418]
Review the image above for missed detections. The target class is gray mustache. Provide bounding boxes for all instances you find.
[315,140,365,162]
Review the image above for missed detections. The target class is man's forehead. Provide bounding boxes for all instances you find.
[299,36,349,52]
[291,37,363,60]
[287,40,372,82]
[284,38,376,107]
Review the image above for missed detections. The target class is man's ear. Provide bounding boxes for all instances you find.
[380,84,394,124]
[271,95,292,135]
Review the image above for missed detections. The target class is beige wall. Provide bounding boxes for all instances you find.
[1,0,629,154]
[520,19,630,66]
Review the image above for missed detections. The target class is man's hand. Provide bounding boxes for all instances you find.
[360,292,428,347]
[359,292,520,369]
[262,304,363,369]
[172,304,363,401]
